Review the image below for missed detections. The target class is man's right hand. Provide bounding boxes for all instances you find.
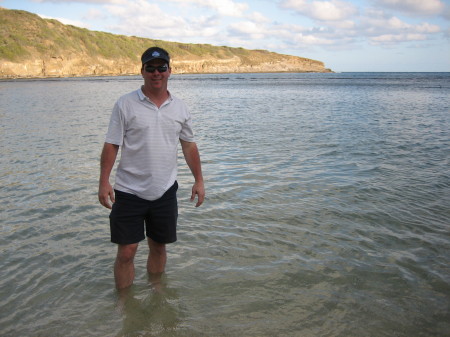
[98,182,115,209]
[98,142,119,209]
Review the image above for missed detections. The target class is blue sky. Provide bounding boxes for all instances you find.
[1,0,449,72]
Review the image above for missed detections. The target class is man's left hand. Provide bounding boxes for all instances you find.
[191,181,205,207]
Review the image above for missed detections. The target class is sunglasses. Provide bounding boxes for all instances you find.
[144,65,168,73]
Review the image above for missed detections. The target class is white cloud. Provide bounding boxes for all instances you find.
[370,33,427,44]
[280,0,358,21]
[415,22,441,34]
[166,0,249,17]
[359,9,442,45]
[327,19,355,29]
[362,10,440,33]
[228,21,267,39]
[84,8,105,21]
[225,1,443,51]
[247,11,271,23]
[32,0,126,3]
[104,0,222,40]
[275,0,445,51]
[227,18,356,50]
[293,33,336,45]
[38,13,91,28]
[374,0,446,16]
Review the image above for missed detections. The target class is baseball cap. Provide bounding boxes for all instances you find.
[141,47,170,65]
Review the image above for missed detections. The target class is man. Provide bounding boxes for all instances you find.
[98,47,205,290]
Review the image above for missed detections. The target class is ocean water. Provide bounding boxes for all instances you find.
[0,72,449,337]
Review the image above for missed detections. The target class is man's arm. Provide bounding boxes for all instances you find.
[98,142,119,209]
[180,139,205,207]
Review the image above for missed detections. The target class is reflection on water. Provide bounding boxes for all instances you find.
[116,278,183,337]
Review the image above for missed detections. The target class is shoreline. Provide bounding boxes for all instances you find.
[0,70,333,80]
[2,71,447,81]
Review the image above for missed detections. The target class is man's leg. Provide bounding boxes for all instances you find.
[115,243,139,289]
[147,237,167,274]
[147,238,166,291]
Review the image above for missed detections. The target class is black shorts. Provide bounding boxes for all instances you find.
[109,182,178,245]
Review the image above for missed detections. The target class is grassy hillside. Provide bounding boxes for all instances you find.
[0,7,331,77]
[0,7,315,64]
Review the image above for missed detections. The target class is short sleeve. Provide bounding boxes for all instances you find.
[179,109,195,142]
[105,101,124,146]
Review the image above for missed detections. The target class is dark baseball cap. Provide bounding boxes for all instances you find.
[141,47,170,65]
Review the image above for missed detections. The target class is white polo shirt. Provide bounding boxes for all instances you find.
[105,87,195,200]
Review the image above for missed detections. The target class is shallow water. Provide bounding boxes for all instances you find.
[1,73,449,336]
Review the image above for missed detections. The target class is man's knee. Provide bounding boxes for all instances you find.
[148,238,166,255]
[116,243,138,263]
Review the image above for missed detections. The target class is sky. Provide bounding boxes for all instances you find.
[1,0,449,72]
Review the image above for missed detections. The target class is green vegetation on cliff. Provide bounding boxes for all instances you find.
[0,7,331,77]
[1,8,159,61]
[1,7,314,63]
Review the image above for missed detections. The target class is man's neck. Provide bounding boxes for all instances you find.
[142,86,169,108]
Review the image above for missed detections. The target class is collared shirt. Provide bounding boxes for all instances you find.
[105,88,194,200]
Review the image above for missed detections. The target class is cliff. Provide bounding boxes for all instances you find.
[0,7,332,78]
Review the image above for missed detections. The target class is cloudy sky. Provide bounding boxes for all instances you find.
[2,0,449,72]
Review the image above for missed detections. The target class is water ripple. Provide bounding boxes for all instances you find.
[1,73,449,336]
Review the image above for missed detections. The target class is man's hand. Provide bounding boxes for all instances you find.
[190,181,205,207]
[180,140,205,207]
[98,182,115,209]
[98,143,119,209]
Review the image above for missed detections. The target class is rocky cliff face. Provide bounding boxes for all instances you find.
[0,8,331,79]
[1,56,139,78]
[172,55,328,74]
[1,54,330,78]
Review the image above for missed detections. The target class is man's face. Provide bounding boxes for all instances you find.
[141,59,171,89]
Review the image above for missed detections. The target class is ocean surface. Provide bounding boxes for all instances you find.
[0,72,449,337]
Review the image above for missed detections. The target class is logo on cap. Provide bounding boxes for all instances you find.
[152,51,161,57]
